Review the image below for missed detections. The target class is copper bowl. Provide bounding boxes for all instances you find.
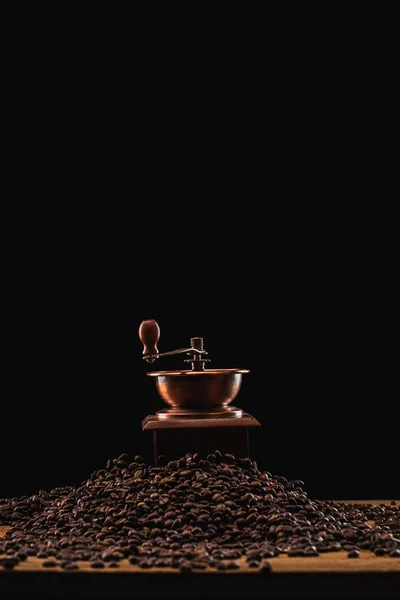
[147,369,249,409]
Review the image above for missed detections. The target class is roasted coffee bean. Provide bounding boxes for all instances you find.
[261,549,275,558]
[90,560,105,568]
[1,451,399,569]
[224,454,235,463]
[1,553,20,564]
[138,560,151,569]
[288,548,304,556]
[256,514,268,524]
[329,542,342,552]
[348,549,360,558]
[42,559,58,567]
[260,560,272,574]
[180,470,192,478]
[248,560,261,568]
[221,468,233,477]
[343,543,357,551]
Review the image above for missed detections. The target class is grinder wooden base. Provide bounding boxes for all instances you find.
[142,412,260,465]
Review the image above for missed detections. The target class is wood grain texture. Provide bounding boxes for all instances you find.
[0,551,399,574]
[1,501,399,575]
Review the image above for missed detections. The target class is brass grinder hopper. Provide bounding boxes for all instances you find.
[139,320,260,465]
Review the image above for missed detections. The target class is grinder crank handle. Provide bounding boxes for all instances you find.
[139,319,207,363]
[139,320,160,359]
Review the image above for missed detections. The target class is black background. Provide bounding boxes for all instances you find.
[2,142,399,502]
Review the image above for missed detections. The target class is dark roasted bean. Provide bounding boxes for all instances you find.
[90,560,105,568]
[0,451,399,570]
[180,470,192,478]
[329,542,342,552]
[348,549,360,558]
[256,514,268,524]
[260,560,272,574]
[0,556,20,569]
[42,559,58,567]
[221,468,233,477]
[288,548,304,556]
[247,560,261,568]
[179,561,192,572]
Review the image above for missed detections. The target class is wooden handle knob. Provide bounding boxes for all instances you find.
[139,320,160,357]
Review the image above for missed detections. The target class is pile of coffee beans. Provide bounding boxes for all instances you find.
[1,451,399,571]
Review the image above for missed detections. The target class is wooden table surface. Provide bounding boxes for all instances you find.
[1,500,399,597]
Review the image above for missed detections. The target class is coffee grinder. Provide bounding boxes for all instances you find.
[139,320,260,465]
